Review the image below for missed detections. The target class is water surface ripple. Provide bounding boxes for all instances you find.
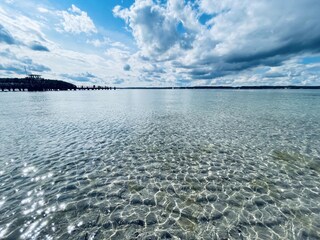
[0,90,320,239]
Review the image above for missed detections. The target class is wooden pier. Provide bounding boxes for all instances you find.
[0,87,116,91]
[77,86,116,91]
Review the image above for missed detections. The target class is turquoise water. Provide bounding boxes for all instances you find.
[0,90,319,239]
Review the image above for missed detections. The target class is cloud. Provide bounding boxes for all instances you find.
[0,25,49,51]
[123,64,131,71]
[87,37,111,47]
[113,0,204,59]
[29,41,49,51]
[105,47,130,61]
[264,72,287,79]
[58,4,97,34]
[114,0,320,85]
[61,72,96,82]
[0,64,26,75]
[0,49,51,74]
[37,7,49,13]
[0,61,50,75]
[0,24,16,44]
[113,78,125,84]
[27,63,51,73]
[113,1,181,56]
[86,37,129,50]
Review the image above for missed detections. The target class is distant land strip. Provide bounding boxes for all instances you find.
[1,78,320,91]
[119,86,320,89]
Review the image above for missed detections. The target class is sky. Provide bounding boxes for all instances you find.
[0,0,320,87]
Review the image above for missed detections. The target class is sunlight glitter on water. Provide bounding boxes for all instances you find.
[22,166,37,176]
[0,223,11,239]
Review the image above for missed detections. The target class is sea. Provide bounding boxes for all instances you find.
[0,89,319,239]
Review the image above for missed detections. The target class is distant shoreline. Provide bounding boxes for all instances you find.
[1,78,320,91]
[119,86,320,90]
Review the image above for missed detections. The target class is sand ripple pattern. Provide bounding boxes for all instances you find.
[0,90,320,239]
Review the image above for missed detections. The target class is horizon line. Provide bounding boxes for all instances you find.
[117,85,320,89]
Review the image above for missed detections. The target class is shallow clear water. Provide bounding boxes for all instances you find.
[0,90,320,239]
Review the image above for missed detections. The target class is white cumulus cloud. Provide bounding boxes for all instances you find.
[58,4,97,35]
[113,0,181,57]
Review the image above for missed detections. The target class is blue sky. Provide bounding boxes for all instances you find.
[51,1,134,32]
[1,0,320,86]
